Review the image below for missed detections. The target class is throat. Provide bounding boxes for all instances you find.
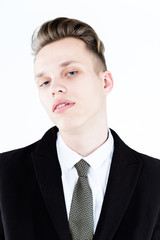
[59,127,109,157]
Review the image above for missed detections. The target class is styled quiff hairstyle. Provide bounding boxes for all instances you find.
[31,17,107,70]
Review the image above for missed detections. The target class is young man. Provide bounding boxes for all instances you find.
[0,17,160,240]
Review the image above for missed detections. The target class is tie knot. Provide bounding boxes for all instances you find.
[75,159,89,177]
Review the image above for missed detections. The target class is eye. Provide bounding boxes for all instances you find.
[66,71,78,76]
[40,81,50,87]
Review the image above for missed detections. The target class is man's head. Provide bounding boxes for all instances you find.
[32,17,107,73]
[33,17,113,134]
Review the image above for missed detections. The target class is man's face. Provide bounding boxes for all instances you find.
[34,37,113,134]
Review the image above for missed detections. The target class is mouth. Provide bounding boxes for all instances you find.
[53,100,75,113]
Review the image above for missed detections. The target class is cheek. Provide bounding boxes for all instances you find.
[84,82,102,101]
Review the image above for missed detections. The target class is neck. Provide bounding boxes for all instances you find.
[59,117,109,157]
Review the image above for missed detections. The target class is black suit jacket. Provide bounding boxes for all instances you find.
[0,127,160,240]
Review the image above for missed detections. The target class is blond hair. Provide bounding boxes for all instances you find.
[32,17,107,70]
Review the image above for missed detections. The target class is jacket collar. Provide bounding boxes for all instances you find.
[32,127,71,240]
[32,127,143,240]
[94,129,143,239]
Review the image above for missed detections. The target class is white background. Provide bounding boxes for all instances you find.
[0,0,160,158]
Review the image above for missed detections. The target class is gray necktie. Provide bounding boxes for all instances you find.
[69,159,93,240]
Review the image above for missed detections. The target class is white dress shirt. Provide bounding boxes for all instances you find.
[56,129,114,233]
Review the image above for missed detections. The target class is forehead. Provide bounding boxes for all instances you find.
[34,37,95,73]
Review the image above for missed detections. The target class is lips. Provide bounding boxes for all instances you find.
[53,99,75,113]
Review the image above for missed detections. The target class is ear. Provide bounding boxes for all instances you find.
[102,71,114,95]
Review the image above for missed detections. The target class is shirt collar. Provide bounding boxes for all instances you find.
[56,129,114,171]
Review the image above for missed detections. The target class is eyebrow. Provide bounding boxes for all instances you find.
[35,60,80,79]
[59,60,80,67]
[35,72,46,79]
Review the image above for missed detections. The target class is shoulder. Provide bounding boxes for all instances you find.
[110,128,160,175]
[0,141,39,178]
[132,148,160,166]
[0,140,38,162]
[0,126,58,176]
[0,126,58,157]
[130,147,160,180]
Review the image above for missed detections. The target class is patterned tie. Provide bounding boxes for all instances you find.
[69,159,93,240]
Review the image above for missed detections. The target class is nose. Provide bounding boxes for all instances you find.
[49,79,67,95]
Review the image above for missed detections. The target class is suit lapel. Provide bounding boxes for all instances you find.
[94,129,143,240]
[32,127,71,240]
